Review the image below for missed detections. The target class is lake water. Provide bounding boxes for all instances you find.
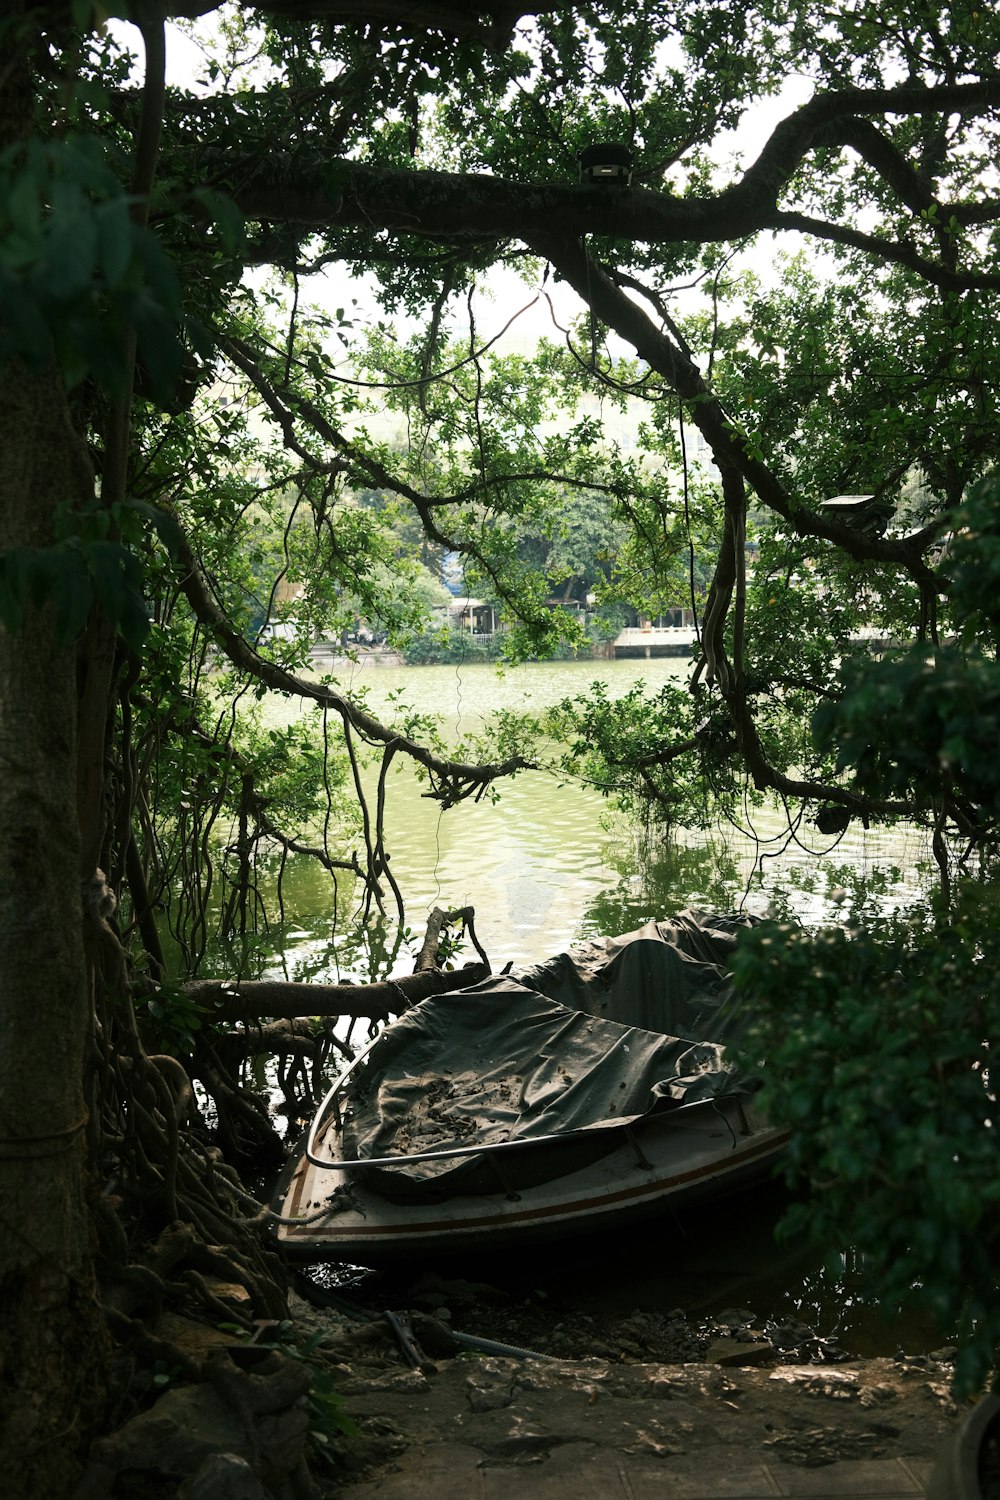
[242,655,933,982]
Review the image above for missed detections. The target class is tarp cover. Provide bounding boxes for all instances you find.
[341,910,759,1198]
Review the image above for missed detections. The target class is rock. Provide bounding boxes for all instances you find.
[714,1308,757,1327]
[340,1366,431,1395]
[859,1383,900,1406]
[408,1310,460,1356]
[256,1407,312,1495]
[481,1427,560,1461]
[92,1384,248,1478]
[407,1271,508,1308]
[204,1349,312,1414]
[704,1340,777,1368]
[322,1345,960,1493]
[69,1460,116,1499]
[465,1370,516,1413]
[205,1281,254,1312]
[178,1453,270,1500]
[764,1424,886,1467]
[90,1352,315,1499]
[154,1310,237,1364]
[625,1426,685,1458]
[645,1366,738,1401]
[767,1366,860,1398]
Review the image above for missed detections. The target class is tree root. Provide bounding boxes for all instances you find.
[88,882,493,1442]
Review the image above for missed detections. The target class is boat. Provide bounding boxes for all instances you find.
[272,911,788,1264]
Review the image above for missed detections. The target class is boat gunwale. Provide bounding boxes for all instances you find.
[275,1107,790,1258]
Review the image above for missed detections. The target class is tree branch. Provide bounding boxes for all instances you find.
[532,235,942,585]
[216,329,614,628]
[762,209,1000,290]
[165,0,538,46]
[215,76,1000,286]
[181,959,490,1023]
[220,330,612,508]
[168,519,536,802]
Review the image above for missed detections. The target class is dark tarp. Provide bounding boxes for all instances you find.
[340,910,760,1200]
[512,911,756,1038]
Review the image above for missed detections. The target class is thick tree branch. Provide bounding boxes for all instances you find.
[163,0,538,44]
[732,78,1000,217]
[762,210,1000,289]
[181,960,490,1023]
[812,116,939,217]
[216,76,1000,285]
[227,155,1000,277]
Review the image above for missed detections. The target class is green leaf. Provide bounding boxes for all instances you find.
[191,187,246,254]
[0,271,49,371]
[86,541,149,649]
[95,198,133,289]
[40,206,98,301]
[0,545,93,645]
[123,500,184,558]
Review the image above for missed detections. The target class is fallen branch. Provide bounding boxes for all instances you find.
[182,959,490,1024]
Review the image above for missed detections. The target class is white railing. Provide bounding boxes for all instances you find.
[615,626,696,645]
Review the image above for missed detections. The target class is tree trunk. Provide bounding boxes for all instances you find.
[0,357,110,1488]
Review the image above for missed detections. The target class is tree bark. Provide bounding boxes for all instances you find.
[0,353,110,1490]
[0,11,109,1487]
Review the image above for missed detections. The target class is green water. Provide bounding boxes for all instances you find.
[221,655,932,983]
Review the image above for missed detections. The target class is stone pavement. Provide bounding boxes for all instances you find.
[327,1354,951,1500]
[338,1444,932,1498]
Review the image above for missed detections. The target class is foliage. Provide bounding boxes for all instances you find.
[815,644,1000,825]
[0,135,181,397]
[732,886,1000,1395]
[733,472,1000,1397]
[943,471,1000,639]
[400,624,499,665]
[545,675,744,830]
[808,474,1000,842]
[141,981,208,1056]
[29,0,997,899]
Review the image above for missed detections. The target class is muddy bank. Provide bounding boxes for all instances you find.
[293,1285,961,1495]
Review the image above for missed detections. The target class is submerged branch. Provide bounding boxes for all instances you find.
[414,904,490,969]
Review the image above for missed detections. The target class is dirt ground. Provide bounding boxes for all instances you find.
[290,1275,962,1494]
